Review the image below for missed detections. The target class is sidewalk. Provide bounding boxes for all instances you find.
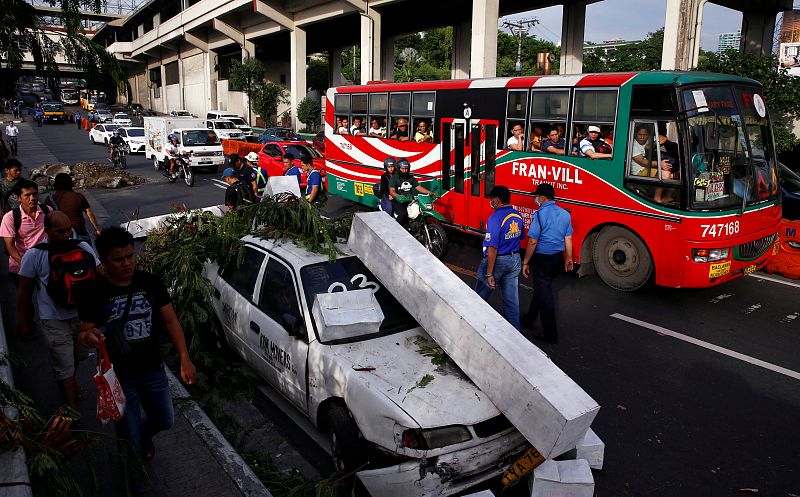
[0,114,272,497]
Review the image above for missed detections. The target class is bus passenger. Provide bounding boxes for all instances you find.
[507,123,524,151]
[630,124,672,178]
[368,118,385,137]
[390,118,410,141]
[579,125,612,160]
[529,126,543,151]
[338,118,350,135]
[414,120,433,143]
[350,117,366,136]
[389,158,430,227]
[542,129,566,155]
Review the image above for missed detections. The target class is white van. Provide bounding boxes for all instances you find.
[144,116,225,173]
[206,119,244,140]
[206,110,252,136]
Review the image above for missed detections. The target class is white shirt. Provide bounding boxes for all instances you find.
[630,140,648,175]
[507,135,522,148]
[5,125,19,137]
[368,126,384,137]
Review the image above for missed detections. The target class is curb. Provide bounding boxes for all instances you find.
[165,369,273,497]
[0,295,34,497]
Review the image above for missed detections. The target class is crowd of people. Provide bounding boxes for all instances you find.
[335,116,434,143]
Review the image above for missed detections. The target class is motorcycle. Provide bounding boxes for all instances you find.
[156,152,194,187]
[110,144,127,169]
[376,188,448,260]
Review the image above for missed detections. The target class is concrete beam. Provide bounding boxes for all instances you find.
[253,0,295,30]
[381,35,395,81]
[212,18,246,45]
[340,0,366,9]
[740,10,777,56]
[360,7,381,83]
[295,2,357,26]
[183,31,209,52]
[560,0,586,74]
[290,27,307,130]
[470,0,498,78]
[661,0,703,70]
[452,20,470,80]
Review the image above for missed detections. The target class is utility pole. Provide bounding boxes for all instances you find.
[502,18,539,75]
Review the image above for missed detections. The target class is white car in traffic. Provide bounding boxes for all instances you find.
[89,123,121,145]
[206,119,244,140]
[93,109,113,123]
[113,113,132,126]
[205,237,528,497]
[118,126,145,153]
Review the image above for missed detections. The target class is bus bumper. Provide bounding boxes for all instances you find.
[680,233,780,288]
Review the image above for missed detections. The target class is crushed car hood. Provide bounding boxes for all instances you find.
[329,329,501,428]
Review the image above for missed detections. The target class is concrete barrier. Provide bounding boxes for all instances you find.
[348,212,600,459]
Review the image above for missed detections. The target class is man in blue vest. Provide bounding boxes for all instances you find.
[475,186,524,330]
[521,183,574,344]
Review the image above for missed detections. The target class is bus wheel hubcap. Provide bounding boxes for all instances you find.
[608,239,637,273]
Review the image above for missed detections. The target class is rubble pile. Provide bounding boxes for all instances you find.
[29,162,150,190]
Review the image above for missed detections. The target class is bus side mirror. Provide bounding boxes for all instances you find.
[703,123,719,150]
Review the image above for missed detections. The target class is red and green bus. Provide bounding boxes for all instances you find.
[324,72,781,290]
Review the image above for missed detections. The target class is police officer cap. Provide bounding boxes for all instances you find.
[488,185,511,203]
[533,183,555,199]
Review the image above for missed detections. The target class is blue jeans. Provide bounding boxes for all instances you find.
[116,366,174,458]
[475,253,521,330]
[380,195,394,216]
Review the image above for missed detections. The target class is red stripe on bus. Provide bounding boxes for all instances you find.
[505,77,542,88]
[335,80,473,93]
[576,73,636,87]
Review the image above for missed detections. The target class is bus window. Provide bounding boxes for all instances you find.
[334,94,350,135]
[351,94,368,135]
[369,93,388,137]
[505,90,528,150]
[530,90,568,154]
[389,93,411,141]
[454,122,465,194]
[572,89,617,160]
[625,120,681,205]
[412,92,435,142]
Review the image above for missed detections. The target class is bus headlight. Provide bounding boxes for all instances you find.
[692,248,730,263]
[401,426,472,450]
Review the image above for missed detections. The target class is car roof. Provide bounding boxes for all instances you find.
[121,126,143,130]
[262,141,314,148]
[242,235,350,266]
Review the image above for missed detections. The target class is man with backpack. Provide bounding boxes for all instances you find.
[0,179,49,284]
[17,211,99,410]
[301,155,325,204]
[1,159,22,213]
[221,167,255,210]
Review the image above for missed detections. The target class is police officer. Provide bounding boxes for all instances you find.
[475,186,524,330]
[520,183,574,343]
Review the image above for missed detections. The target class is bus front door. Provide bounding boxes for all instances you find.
[440,119,499,231]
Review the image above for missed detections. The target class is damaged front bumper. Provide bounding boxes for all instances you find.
[357,430,528,497]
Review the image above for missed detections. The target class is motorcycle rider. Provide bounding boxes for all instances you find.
[108,129,125,163]
[379,157,397,215]
[166,133,181,179]
[389,158,430,227]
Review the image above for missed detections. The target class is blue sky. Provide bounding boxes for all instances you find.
[501,0,746,52]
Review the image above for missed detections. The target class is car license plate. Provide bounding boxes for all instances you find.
[742,264,758,275]
[198,160,211,165]
[501,446,545,486]
[708,261,731,278]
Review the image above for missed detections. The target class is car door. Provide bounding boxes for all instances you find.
[94,125,104,141]
[214,246,268,369]
[250,254,309,413]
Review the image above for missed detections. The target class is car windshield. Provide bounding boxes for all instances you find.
[300,257,418,343]
[215,121,236,129]
[126,128,144,137]
[115,114,129,119]
[104,124,120,132]
[174,111,190,116]
[681,85,780,210]
[227,117,246,126]
[284,145,321,159]
[43,104,62,111]
[182,129,219,145]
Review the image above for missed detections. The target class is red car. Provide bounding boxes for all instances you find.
[312,130,325,154]
[257,141,327,190]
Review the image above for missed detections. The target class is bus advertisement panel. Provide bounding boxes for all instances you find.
[324,72,782,290]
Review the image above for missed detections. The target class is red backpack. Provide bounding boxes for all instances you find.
[34,241,97,308]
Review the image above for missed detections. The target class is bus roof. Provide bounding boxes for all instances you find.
[331,71,759,94]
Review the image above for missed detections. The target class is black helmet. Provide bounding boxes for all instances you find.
[383,157,397,171]
[397,158,411,170]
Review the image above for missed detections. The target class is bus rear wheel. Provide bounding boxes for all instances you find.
[592,226,652,291]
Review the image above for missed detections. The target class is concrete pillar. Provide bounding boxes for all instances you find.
[330,49,346,86]
[360,7,381,83]
[661,0,703,70]
[381,35,395,81]
[470,0,499,78]
[452,20,471,80]
[160,64,168,114]
[560,0,586,74]
[741,10,777,56]
[209,49,218,111]
[291,28,307,130]
[178,56,185,109]
[242,41,255,123]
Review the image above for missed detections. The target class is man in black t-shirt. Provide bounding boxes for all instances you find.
[388,158,430,227]
[78,227,196,462]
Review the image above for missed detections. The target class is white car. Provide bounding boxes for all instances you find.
[112,113,132,126]
[118,126,145,153]
[205,237,528,497]
[206,119,244,140]
[225,116,253,136]
[170,109,193,117]
[93,109,113,123]
[89,123,121,145]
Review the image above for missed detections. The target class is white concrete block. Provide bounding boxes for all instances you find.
[265,175,302,198]
[121,205,225,238]
[461,491,495,497]
[530,459,594,497]
[347,212,599,458]
[575,428,604,470]
[311,289,384,342]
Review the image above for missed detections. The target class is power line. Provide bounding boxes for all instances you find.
[502,18,539,74]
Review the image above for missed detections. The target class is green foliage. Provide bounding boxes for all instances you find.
[340,46,359,83]
[582,29,663,73]
[496,30,560,76]
[246,454,337,497]
[254,81,290,127]
[229,58,288,125]
[230,58,267,98]
[696,49,800,153]
[307,57,329,92]
[297,96,321,131]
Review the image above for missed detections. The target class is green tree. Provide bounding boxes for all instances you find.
[296,96,321,131]
[307,56,329,92]
[496,30,560,76]
[582,29,664,73]
[697,49,800,153]
[0,0,123,97]
[230,58,287,126]
[419,27,452,69]
[253,81,289,127]
[229,58,266,97]
[397,47,424,82]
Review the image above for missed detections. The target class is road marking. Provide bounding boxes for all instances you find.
[779,312,799,324]
[742,303,762,315]
[211,178,227,190]
[748,273,800,289]
[611,313,800,381]
[709,293,733,304]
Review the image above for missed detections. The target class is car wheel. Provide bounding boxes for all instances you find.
[89,135,95,144]
[327,404,368,475]
[153,157,161,171]
[592,226,653,291]
[104,138,108,145]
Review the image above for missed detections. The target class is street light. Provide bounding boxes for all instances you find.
[502,18,539,75]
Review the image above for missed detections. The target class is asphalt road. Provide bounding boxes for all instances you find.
[17,118,800,497]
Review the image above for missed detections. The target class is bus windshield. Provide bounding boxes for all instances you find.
[682,85,779,210]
